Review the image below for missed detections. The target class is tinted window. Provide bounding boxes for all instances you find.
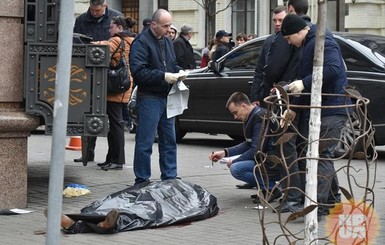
[336,39,376,72]
[222,40,263,70]
[336,35,385,72]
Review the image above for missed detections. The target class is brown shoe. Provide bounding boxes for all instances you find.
[43,208,75,229]
[97,209,119,229]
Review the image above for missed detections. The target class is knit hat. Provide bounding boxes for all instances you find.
[180,24,193,35]
[281,14,307,36]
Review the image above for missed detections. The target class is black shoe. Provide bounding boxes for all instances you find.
[101,163,123,171]
[274,201,303,213]
[74,157,83,163]
[73,154,94,163]
[236,183,254,189]
[97,161,110,167]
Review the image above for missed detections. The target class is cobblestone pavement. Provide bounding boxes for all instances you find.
[0,132,384,244]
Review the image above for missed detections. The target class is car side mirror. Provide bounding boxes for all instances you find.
[208,60,221,75]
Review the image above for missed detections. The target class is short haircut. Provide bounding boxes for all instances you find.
[236,33,247,41]
[287,0,309,15]
[226,92,251,108]
[152,8,168,22]
[273,5,287,15]
[90,0,106,6]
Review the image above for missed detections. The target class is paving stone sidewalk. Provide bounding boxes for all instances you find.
[0,133,384,244]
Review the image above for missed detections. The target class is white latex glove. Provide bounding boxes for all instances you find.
[288,80,305,93]
[164,72,180,84]
[178,70,188,81]
[279,109,296,128]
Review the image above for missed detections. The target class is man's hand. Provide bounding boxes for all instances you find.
[279,109,296,128]
[288,80,304,93]
[164,72,180,84]
[209,150,225,162]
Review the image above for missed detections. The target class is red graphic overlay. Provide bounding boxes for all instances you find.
[325,200,379,244]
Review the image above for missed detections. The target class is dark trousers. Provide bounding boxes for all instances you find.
[106,102,125,165]
[81,136,96,161]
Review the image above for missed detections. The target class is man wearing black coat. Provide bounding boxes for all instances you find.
[173,24,196,69]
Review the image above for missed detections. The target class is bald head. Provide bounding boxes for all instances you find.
[151,9,173,39]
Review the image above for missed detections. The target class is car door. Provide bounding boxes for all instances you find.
[180,37,266,136]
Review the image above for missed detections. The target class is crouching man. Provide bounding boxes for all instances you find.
[209,92,282,203]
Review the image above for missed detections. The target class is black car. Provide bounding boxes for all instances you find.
[177,32,385,151]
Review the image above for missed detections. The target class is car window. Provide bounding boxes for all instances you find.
[335,34,385,72]
[222,40,263,70]
[336,38,385,72]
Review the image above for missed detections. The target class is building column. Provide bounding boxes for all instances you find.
[0,0,40,209]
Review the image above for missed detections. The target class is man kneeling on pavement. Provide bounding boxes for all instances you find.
[209,92,282,204]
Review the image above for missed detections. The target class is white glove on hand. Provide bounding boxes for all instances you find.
[164,72,180,84]
[279,109,296,128]
[178,70,187,81]
[288,80,305,93]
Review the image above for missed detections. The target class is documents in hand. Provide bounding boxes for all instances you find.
[219,154,241,164]
[167,72,190,119]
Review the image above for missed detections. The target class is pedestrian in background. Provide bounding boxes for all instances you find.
[129,9,184,185]
[173,24,195,69]
[210,30,232,61]
[92,16,136,170]
[73,0,122,164]
[167,25,178,41]
[236,33,247,46]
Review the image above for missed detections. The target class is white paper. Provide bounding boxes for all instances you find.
[219,154,241,164]
[9,208,33,214]
[167,80,190,119]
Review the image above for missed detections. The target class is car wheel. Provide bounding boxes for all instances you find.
[334,111,374,159]
[175,118,186,143]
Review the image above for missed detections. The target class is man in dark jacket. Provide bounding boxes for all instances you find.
[129,9,183,185]
[250,6,288,106]
[210,92,282,203]
[281,14,350,218]
[73,0,122,42]
[72,0,122,164]
[173,24,196,69]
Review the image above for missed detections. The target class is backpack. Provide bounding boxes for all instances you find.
[107,36,131,94]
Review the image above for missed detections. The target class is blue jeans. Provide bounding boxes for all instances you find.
[229,160,280,190]
[133,94,177,184]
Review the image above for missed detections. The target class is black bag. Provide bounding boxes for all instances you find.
[107,37,131,94]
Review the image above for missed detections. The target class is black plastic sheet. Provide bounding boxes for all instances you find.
[66,179,219,233]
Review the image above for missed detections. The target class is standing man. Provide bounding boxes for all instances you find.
[129,9,183,185]
[281,14,350,218]
[244,5,287,192]
[173,24,195,69]
[250,6,288,106]
[72,0,122,164]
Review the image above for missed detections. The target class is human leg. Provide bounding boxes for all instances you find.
[317,115,347,216]
[102,102,125,170]
[230,160,278,190]
[133,95,162,184]
[157,104,177,180]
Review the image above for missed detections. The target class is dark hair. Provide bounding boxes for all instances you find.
[287,0,309,15]
[226,92,251,108]
[236,33,247,42]
[273,5,287,15]
[90,0,106,6]
[112,16,137,30]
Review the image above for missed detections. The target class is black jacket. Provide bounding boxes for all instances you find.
[173,35,195,69]
[129,28,181,98]
[73,7,122,42]
[250,34,274,103]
